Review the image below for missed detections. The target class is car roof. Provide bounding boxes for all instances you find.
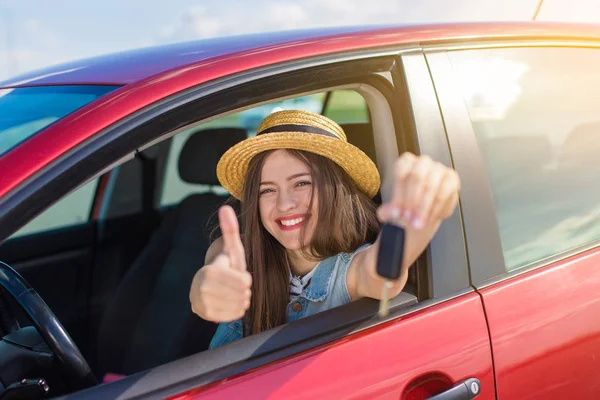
[1,22,599,88]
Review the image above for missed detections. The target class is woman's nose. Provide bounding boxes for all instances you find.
[276,190,298,212]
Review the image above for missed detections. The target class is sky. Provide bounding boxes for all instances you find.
[1,0,599,81]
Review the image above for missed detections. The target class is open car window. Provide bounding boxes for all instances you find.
[0,85,119,156]
[159,90,369,207]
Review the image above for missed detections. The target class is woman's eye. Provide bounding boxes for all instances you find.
[259,188,274,195]
[296,181,312,188]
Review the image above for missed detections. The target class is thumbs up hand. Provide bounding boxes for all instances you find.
[190,206,252,323]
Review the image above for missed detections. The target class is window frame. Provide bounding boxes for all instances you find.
[425,39,600,288]
[0,47,471,397]
[321,88,371,124]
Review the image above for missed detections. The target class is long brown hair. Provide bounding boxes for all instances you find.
[240,149,380,336]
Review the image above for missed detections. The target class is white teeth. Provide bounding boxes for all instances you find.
[280,217,304,226]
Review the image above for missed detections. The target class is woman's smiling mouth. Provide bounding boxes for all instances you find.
[277,215,306,230]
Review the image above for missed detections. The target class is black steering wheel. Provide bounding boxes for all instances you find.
[0,261,96,391]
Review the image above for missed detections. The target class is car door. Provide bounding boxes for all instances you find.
[428,42,600,398]
[161,52,495,400]
[72,52,494,400]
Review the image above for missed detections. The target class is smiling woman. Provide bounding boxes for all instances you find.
[0,85,118,156]
[189,108,460,348]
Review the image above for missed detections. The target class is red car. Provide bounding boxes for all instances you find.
[0,22,599,400]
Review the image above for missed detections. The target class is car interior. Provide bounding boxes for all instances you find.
[0,79,425,395]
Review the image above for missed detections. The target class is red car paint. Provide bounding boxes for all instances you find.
[169,294,494,400]
[479,246,600,399]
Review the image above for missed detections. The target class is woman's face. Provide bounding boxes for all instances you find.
[258,149,318,251]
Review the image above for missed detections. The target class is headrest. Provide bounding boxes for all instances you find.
[340,123,376,162]
[178,127,247,185]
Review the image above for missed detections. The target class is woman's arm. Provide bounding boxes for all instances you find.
[347,153,460,300]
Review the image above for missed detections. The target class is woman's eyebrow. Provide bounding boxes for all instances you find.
[260,172,310,185]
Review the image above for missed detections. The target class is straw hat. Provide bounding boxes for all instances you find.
[216,109,381,200]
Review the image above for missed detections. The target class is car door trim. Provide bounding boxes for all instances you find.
[422,39,600,53]
[424,50,507,286]
[400,51,470,298]
[60,288,480,400]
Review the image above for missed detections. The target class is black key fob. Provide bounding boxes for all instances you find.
[376,223,406,280]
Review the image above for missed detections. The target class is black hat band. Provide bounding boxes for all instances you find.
[257,124,339,140]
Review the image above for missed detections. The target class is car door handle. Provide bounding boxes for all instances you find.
[428,378,481,400]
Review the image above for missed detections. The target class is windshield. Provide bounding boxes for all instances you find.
[0,85,119,156]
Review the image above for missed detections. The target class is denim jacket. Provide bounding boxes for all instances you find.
[208,243,371,349]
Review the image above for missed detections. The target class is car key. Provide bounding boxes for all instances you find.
[376,223,406,318]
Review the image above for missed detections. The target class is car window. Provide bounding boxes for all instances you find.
[0,86,119,156]
[447,47,600,271]
[10,178,99,238]
[323,89,369,124]
[160,93,326,207]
